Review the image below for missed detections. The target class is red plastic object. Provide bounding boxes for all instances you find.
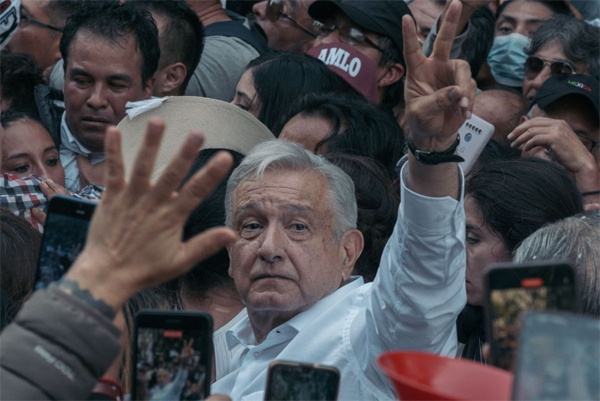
[377,351,513,400]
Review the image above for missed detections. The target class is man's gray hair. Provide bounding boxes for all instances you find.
[514,211,600,316]
[225,140,357,241]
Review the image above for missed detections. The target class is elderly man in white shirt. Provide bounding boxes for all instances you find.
[212,1,476,399]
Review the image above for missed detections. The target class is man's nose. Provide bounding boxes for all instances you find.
[253,1,268,20]
[86,84,108,109]
[257,224,286,263]
[316,31,339,46]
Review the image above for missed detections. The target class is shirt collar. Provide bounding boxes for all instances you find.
[60,112,104,164]
[226,276,364,350]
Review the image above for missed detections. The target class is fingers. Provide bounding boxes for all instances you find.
[40,179,71,200]
[452,61,475,120]
[431,0,462,60]
[128,118,167,194]
[179,227,237,271]
[103,127,126,195]
[510,127,547,149]
[151,131,205,202]
[31,208,47,226]
[402,15,426,72]
[431,85,464,112]
[176,151,234,216]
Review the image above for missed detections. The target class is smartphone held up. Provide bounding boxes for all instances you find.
[132,311,213,401]
[484,262,578,371]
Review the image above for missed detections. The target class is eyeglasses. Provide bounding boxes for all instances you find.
[524,56,576,80]
[315,24,384,53]
[577,135,599,152]
[20,14,63,33]
[266,0,316,38]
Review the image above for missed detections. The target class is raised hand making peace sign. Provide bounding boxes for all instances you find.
[403,0,476,199]
[403,0,476,152]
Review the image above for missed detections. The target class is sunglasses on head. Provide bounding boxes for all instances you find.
[524,56,577,80]
[315,24,384,53]
[266,0,316,38]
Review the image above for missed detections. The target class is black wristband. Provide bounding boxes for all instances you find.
[406,135,465,165]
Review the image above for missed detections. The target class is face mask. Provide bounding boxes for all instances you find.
[487,33,531,87]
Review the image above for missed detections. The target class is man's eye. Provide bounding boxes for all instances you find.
[498,26,512,34]
[235,103,250,112]
[243,223,261,230]
[46,158,60,166]
[291,223,307,231]
[110,83,127,90]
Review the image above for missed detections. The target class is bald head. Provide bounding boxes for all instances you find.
[473,89,529,147]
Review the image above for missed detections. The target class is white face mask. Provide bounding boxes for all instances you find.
[487,33,531,87]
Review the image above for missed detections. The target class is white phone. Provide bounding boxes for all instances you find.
[457,114,495,174]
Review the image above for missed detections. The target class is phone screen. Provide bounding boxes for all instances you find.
[265,363,340,401]
[513,312,600,400]
[35,197,95,290]
[134,322,211,400]
[487,265,576,371]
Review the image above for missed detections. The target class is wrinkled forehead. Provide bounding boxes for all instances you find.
[232,168,332,215]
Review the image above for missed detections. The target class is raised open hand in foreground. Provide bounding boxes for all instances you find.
[62,118,237,315]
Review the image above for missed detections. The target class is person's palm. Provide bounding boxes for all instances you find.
[402,0,475,150]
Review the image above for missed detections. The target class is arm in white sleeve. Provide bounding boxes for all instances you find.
[359,161,467,385]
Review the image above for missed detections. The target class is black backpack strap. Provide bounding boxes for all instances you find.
[204,19,269,54]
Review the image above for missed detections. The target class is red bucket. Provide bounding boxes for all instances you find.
[377,351,513,400]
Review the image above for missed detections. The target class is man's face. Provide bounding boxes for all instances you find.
[156,370,170,386]
[408,0,445,42]
[252,0,316,52]
[6,0,61,71]
[495,0,553,37]
[465,196,511,307]
[228,169,357,318]
[313,11,382,67]
[524,99,600,167]
[522,41,588,101]
[63,31,153,152]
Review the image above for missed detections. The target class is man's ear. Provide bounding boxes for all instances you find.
[377,62,404,89]
[519,115,528,125]
[157,62,187,97]
[340,229,364,281]
[144,75,156,99]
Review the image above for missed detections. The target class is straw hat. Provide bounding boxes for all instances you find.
[117,96,275,182]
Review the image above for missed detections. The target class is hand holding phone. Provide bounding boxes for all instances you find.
[484,262,577,371]
[513,311,599,400]
[457,114,495,174]
[132,310,213,401]
[265,361,340,401]
[35,195,96,290]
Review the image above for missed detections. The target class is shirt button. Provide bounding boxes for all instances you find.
[253,352,260,359]
[437,214,446,221]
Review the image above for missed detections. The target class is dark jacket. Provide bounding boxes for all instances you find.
[34,84,64,148]
[456,304,486,363]
[0,285,121,400]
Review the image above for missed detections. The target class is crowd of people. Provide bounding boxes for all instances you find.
[0,0,598,399]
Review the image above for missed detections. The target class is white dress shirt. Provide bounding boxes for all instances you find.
[211,163,467,400]
[59,112,105,192]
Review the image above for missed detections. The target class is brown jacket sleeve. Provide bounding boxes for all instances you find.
[0,284,121,400]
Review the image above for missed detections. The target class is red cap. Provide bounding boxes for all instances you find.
[306,42,379,103]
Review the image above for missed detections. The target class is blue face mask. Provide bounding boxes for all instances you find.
[487,33,531,87]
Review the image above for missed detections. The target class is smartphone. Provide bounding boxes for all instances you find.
[513,311,599,400]
[457,114,495,174]
[484,262,577,371]
[35,195,96,290]
[264,361,340,401]
[132,310,213,401]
